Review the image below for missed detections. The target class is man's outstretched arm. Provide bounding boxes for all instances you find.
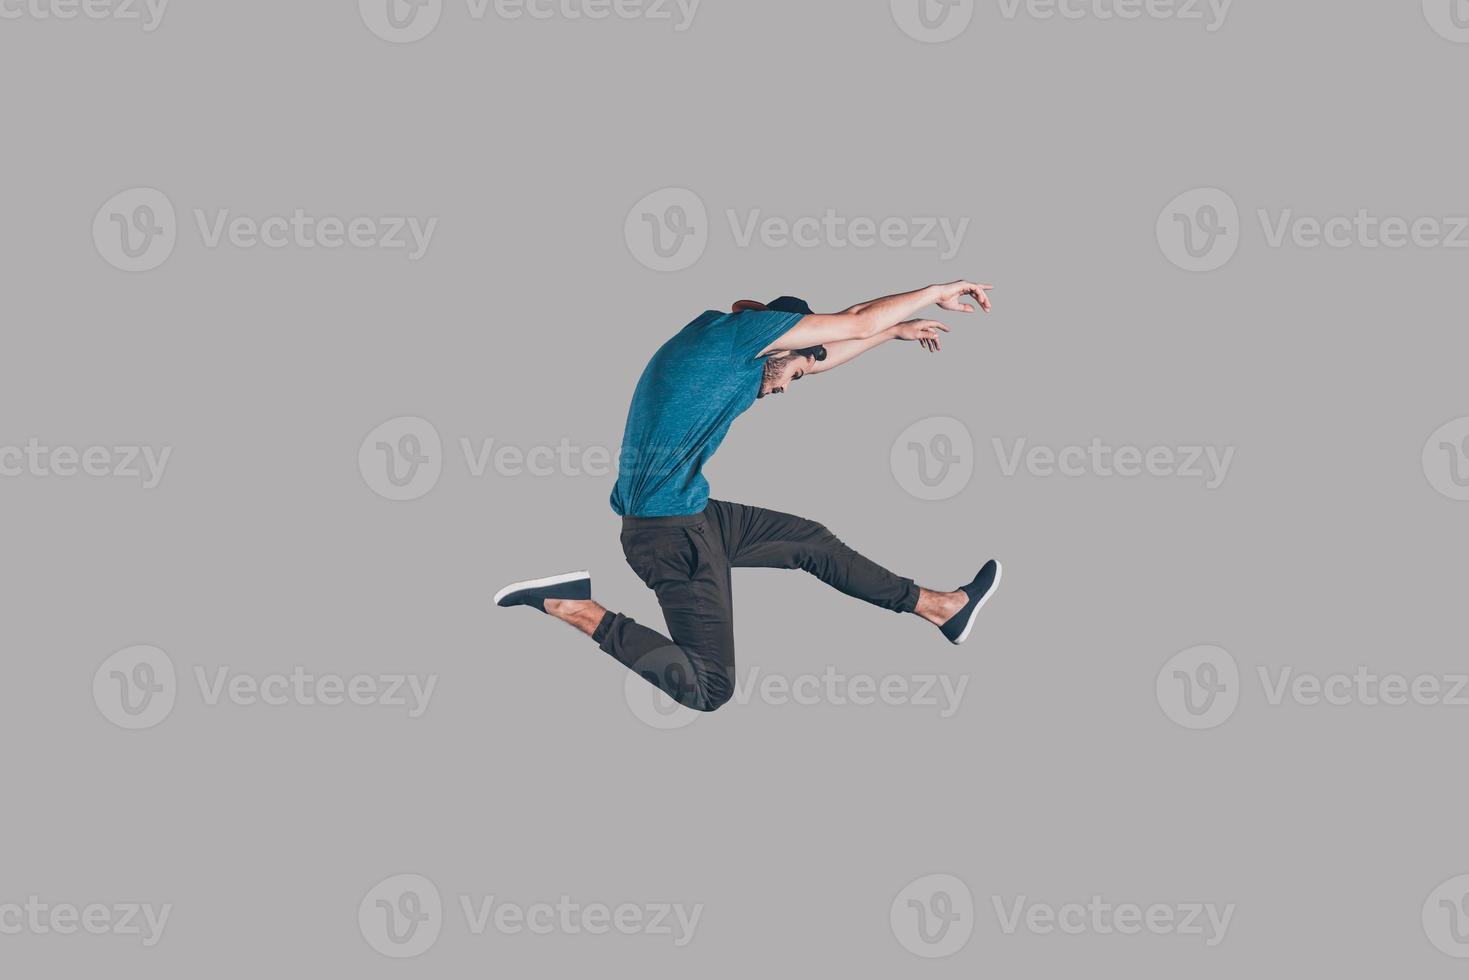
[806,319,950,375]
[757,280,992,356]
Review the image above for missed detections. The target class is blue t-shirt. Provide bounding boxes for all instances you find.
[610,309,804,517]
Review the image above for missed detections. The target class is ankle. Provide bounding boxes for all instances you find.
[544,598,607,638]
[544,598,587,617]
[913,587,965,627]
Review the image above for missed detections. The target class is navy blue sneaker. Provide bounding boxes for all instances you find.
[495,571,591,612]
[939,560,1002,645]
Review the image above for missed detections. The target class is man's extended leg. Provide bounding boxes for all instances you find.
[703,499,993,637]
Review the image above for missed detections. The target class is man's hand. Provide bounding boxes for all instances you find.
[933,280,994,314]
[894,319,950,353]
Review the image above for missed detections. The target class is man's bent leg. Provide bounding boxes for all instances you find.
[592,512,738,712]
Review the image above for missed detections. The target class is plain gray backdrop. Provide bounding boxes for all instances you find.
[3,0,1468,975]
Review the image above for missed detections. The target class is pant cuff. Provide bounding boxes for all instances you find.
[591,610,617,648]
[898,579,920,615]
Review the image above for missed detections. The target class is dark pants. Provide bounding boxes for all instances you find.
[592,499,919,712]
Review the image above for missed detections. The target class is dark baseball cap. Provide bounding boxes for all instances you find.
[765,296,814,316]
[761,296,824,360]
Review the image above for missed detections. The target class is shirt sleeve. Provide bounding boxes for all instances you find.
[729,310,806,362]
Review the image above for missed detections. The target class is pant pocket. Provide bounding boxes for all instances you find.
[624,526,700,588]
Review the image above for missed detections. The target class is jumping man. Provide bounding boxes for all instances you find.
[495,281,1002,712]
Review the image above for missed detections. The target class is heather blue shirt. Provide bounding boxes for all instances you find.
[610,309,804,517]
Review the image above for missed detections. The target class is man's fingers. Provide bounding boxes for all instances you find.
[956,281,994,313]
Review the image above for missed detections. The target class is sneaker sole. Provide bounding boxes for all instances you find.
[494,570,590,606]
[952,561,1002,646]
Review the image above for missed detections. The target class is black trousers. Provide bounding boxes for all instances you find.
[592,499,920,712]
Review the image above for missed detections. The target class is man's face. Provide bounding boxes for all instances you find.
[758,351,817,398]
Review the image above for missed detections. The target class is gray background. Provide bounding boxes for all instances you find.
[3,0,1467,974]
